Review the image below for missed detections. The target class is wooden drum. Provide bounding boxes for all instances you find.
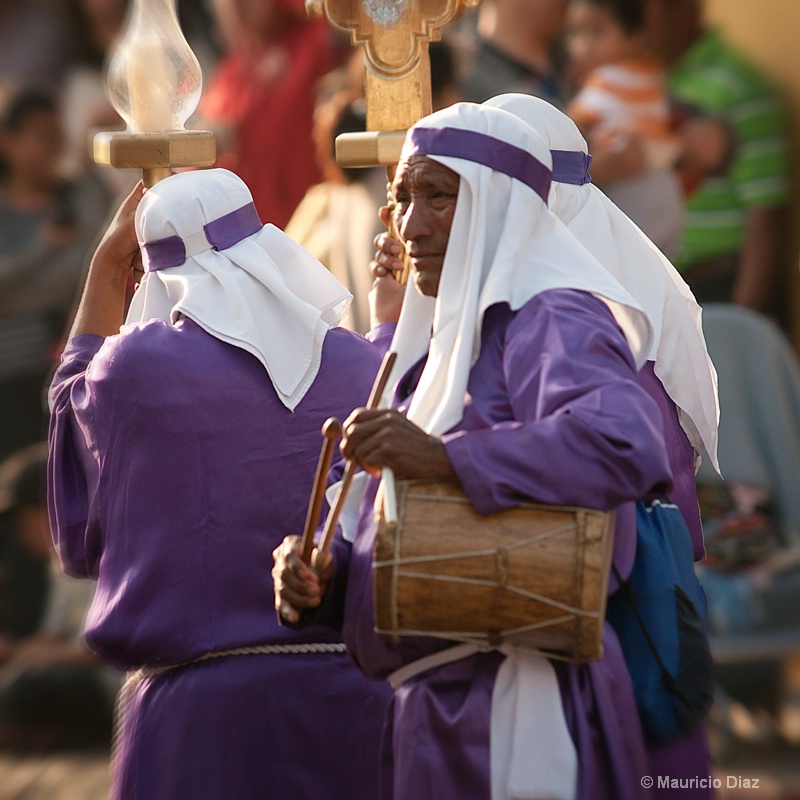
[373,477,615,663]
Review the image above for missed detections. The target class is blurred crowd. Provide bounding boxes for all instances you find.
[0,0,797,759]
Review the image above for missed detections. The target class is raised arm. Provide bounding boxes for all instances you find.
[48,183,144,578]
[68,182,144,340]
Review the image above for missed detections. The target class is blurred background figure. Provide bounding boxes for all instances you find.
[459,0,568,105]
[285,90,382,334]
[0,446,48,645]
[693,305,800,750]
[0,0,71,88]
[564,0,684,258]
[61,0,130,194]
[286,42,460,333]
[201,0,340,229]
[0,87,111,462]
[177,0,221,78]
[647,0,791,320]
[0,444,116,754]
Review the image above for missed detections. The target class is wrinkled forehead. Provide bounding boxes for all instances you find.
[392,155,460,191]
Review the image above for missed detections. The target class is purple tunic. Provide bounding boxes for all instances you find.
[335,290,695,799]
[48,317,392,799]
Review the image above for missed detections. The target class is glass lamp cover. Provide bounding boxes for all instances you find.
[106,0,202,133]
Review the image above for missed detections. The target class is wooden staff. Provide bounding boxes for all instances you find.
[312,351,397,566]
[299,417,342,564]
[306,0,480,284]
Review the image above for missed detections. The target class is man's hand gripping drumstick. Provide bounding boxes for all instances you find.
[273,351,397,623]
[273,352,460,624]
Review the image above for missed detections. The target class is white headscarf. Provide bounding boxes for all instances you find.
[386,103,653,438]
[484,93,720,471]
[128,168,352,411]
[382,105,660,800]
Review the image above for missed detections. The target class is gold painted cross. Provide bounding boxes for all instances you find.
[307,0,480,167]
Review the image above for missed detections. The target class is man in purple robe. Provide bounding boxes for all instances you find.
[47,169,390,799]
[274,104,688,799]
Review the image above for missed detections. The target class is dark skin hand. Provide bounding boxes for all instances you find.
[372,205,404,276]
[340,408,456,480]
[273,408,457,622]
[272,536,334,624]
[369,208,406,327]
[274,156,462,622]
[346,156,460,482]
[69,181,146,340]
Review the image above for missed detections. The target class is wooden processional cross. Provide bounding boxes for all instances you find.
[306,0,480,168]
[299,0,481,566]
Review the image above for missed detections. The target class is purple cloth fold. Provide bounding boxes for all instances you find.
[551,149,593,186]
[405,126,552,202]
[47,319,391,799]
[339,290,693,799]
[141,202,262,272]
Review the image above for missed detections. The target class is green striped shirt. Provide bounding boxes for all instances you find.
[668,30,790,268]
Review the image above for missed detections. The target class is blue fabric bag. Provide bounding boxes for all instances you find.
[606,499,714,747]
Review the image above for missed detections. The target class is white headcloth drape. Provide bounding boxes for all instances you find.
[128,168,352,411]
[382,103,660,800]
[484,93,720,471]
[386,102,653,439]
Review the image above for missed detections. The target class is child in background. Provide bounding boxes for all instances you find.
[565,0,684,257]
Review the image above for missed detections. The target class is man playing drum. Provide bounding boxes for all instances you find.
[274,103,679,799]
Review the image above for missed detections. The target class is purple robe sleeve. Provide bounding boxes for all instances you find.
[442,293,673,515]
[47,334,106,579]
[365,321,396,357]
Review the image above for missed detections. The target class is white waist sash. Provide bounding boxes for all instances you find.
[388,645,577,800]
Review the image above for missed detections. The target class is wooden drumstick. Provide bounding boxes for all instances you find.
[299,417,341,565]
[313,351,398,563]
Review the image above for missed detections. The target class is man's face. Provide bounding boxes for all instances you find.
[390,156,460,298]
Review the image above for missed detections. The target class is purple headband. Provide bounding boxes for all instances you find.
[550,150,593,186]
[142,202,263,272]
[404,127,551,202]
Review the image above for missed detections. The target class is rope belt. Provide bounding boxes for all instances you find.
[139,641,348,677]
[111,642,348,775]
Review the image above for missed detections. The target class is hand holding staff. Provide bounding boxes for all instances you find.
[299,417,341,564]
[311,351,397,569]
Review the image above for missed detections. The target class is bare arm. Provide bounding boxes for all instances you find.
[733,204,789,312]
[68,182,145,341]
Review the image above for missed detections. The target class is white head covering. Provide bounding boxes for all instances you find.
[386,103,653,438]
[484,93,720,471]
[381,106,658,800]
[128,168,352,411]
